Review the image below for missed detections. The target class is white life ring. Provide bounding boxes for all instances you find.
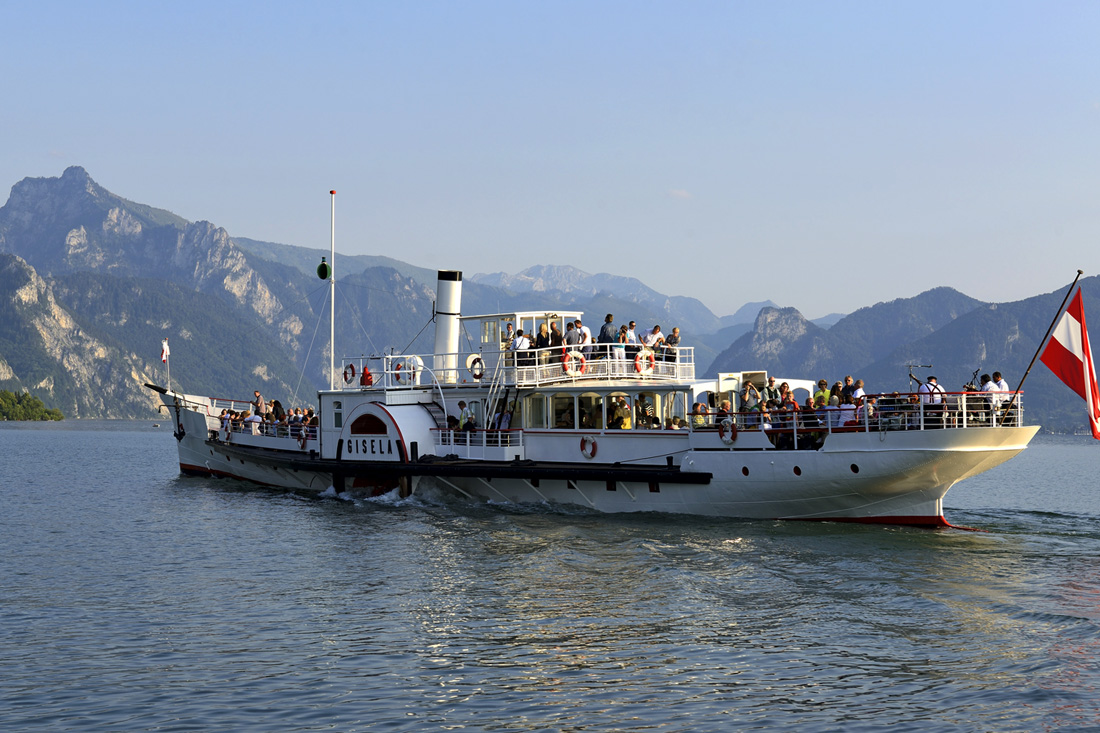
[635,349,656,375]
[579,435,598,459]
[719,417,737,444]
[343,363,357,384]
[393,361,406,384]
[403,356,423,383]
[563,350,587,377]
[467,356,485,380]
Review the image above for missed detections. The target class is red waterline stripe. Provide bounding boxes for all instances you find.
[791,515,987,532]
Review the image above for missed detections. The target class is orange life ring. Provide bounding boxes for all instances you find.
[393,362,404,384]
[579,435,598,459]
[635,349,656,375]
[563,350,586,377]
[719,418,737,444]
[343,363,356,384]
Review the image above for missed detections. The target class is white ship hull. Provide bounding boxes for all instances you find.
[158,388,1037,526]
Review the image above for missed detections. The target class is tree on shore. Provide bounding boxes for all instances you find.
[0,390,65,421]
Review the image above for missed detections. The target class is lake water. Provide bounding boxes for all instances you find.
[2,422,1100,731]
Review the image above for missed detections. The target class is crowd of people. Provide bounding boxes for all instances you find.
[503,314,683,366]
[715,371,1016,435]
[218,390,319,439]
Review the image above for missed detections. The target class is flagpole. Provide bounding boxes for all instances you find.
[162,337,171,392]
[999,269,1084,425]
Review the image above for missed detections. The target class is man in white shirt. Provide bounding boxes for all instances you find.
[511,329,532,366]
[918,376,945,428]
[984,370,1010,414]
[918,376,944,403]
[575,319,593,357]
[640,324,664,349]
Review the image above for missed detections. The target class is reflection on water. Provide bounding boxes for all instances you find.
[1,424,1100,730]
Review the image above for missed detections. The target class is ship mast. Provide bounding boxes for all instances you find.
[329,190,336,390]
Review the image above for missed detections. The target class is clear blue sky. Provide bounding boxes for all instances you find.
[3,1,1099,320]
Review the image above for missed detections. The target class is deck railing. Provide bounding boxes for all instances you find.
[433,428,526,460]
[335,346,696,391]
[689,391,1024,449]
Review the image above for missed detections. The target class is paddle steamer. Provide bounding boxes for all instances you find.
[151,270,1038,526]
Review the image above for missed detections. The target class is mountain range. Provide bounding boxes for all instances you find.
[0,167,1094,432]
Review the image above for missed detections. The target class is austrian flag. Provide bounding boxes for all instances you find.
[161,338,170,364]
[1040,287,1100,439]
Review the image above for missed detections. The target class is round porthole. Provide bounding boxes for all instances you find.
[742,466,749,476]
[793,466,802,476]
[850,464,859,474]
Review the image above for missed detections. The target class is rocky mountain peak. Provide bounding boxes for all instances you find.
[749,307,813,360]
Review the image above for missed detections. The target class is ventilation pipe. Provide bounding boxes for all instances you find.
[433,270,462,383]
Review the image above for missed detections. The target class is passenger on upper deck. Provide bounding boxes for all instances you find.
[918,376,946,428]
[535,323,551,363]
[251,390,266,416]
[563,321,582,349]
[852,379,866,400]
[640,325,664,351]
[512,325,530,354]
[837,395,857,426]
[511,329,532,366]
[575,319,593,357]
[762,377,780,404]
[857,395,877,425]
[741,381,760,418]
[549,322,563,349]
[780,386,799,412]
[244,410,263,435]
[841,376,856,400]
[829,382,843,407]
[813,380,830,405]
[597,314,617,359]
[984,371,1010,404]
[663,327,681,363]
[612,325,628,372]
[502,323,516,366]
[918,376,945,404]
[625,321,640,360]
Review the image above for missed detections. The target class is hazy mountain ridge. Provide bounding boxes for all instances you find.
[471,264,725,335]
